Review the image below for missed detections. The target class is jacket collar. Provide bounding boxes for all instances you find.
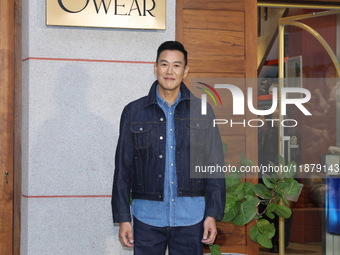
[144,80,192,107]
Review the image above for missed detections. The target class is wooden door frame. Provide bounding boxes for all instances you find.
[244,1,259,254]
[176,0,258,254]
[0,0,15,254]
[0,0,22,254]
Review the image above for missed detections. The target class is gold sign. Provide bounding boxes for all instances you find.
[46,0,166,30]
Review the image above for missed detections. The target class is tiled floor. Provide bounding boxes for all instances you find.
[259,242,322,255]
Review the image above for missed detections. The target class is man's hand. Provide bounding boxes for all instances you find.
[119,222,134,247]
[201,216,217,245]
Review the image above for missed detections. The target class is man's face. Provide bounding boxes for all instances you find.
[154,50,189,93]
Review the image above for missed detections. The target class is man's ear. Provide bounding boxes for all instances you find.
[154,62,158,76]
[183,65,189,79]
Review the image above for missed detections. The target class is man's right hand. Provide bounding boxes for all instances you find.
[119,222,134,247]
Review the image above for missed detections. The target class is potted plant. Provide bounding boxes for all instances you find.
[208,153,301,255]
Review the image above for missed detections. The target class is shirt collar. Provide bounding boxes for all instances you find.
[156,85,181,108]
[145,81,192,108]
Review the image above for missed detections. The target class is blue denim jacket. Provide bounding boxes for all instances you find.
[111,81,226,223]
[132,86,205,227]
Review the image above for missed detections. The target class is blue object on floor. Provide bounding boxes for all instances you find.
[326,177,340,234]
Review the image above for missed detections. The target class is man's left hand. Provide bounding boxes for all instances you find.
[201,216,217,244]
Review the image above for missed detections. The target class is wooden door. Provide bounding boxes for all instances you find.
[0,0,15,254]
[176,0,258,254]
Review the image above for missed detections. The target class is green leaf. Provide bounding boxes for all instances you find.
[250,224,259,242]
[285,180,301,196]
[275,182,290,195]
[265,203,277,219]
[271,172,280,179]
[282,197,290,206]
[225,173,242,191]
[275,180,300,198]
[232,196,259,225]
[250,220,275,248]
[257,219,275,239]
[274,205,292,218]
[240,154,254,167]
[234,190,246,201]
[223,201,241,222]
[235,182,244,192]
[266,203,278,213]
[262,174,277,189]
[278,155,285,167]
[266,211,275,219]
[283,161,297,178]
[254,183,272,199]
[225,194,236,211]
[257,234,273,248]
[243,182,255,196]
[210,244,222,255]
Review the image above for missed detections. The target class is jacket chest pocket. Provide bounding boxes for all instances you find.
[130,123,153,148]
[187,119,209,145]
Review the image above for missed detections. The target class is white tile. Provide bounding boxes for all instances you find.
[24,197,132,255]
[21,1,177,254]
[20,198,29,255]
[25,60,155,196]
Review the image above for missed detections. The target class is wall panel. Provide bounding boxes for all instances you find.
[21,1,177,254]
[177,0,258,253]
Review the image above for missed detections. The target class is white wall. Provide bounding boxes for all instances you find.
[21,1,176,254]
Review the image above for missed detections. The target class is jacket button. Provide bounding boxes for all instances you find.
[159,155,163,159]
[158,195,162,199]
[160,136,164,140]
[158,174,162,178]
[139,127,143,131]
[160,117,164,121]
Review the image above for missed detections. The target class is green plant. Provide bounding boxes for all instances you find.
[226,155,300,248]
[210,154,300,254]
[209,244,222,255]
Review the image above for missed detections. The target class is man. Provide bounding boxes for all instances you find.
[112,41,225,255]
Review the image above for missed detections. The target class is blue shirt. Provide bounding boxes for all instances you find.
[132,86,205,227]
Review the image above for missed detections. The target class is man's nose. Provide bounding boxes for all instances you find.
[166,65,173,74]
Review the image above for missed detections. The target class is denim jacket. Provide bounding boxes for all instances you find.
[111,81,226,223]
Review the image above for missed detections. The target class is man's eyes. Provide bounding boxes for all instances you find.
[160,63,182,68]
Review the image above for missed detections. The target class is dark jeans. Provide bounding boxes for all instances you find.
[133,217,204,255]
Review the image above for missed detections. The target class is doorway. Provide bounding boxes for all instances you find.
[258,3,340,255]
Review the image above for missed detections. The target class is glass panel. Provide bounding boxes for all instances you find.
[259,9,340,255]
[283,12,339,255]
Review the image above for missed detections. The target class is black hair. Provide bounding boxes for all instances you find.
[156,41,188,66]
